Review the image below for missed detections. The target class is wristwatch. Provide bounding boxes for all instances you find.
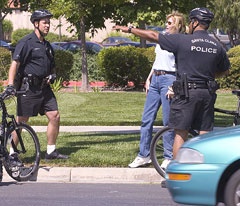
[128,26,133,33]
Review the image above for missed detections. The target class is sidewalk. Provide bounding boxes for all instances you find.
[32,125,163,134]
[2,126,164,184]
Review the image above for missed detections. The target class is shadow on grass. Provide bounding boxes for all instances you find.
[39,132,141,163]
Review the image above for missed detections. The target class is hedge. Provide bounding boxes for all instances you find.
[218,45,240,89]
[97,46,153,88]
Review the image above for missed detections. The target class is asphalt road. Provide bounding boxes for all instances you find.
[0,182,183,206]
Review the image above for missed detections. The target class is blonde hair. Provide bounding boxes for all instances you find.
[166,11,187,34]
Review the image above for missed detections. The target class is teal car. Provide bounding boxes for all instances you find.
[166,126,240,206]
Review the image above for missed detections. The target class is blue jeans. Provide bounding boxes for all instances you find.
[138,73,175,159]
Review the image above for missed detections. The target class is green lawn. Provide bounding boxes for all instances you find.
[7,90,237,127]
[5,90,238,167]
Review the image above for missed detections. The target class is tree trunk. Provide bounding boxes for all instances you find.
[79,16,91,92]
[0,12,4,40]
[139,20,146,48]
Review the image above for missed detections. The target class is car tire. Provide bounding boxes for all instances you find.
[224,169,240,205]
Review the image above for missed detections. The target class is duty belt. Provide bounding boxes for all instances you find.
[25,74,42,86]
[188,82,208,89]
[153,70,175,76]
[25,74,48,88]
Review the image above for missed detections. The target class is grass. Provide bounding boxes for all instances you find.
[4,90,239,167]
[39,132,141,167]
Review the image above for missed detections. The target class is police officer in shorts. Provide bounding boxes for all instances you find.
[6,9,68,160]
[113,7,230,161]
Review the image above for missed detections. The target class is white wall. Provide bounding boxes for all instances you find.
[5,10,115,43]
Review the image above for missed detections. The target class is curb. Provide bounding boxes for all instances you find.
[0,126,163,184]
[3,167,163,184]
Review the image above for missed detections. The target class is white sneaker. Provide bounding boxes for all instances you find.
[160,159,171,170]
[128,156,152,168]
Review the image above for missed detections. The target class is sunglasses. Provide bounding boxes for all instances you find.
[166,21,173,25]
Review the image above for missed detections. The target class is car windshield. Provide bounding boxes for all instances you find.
[102,37,131,44]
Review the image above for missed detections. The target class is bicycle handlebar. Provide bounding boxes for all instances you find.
[0,81,29,101]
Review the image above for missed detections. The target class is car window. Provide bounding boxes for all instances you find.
[69,43,81,52]
[61,44,69,50]
[0,40,9,47]
[92,45,102,53]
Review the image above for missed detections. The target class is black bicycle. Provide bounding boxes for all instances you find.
[0,84,40,182]
[150,89,240,178]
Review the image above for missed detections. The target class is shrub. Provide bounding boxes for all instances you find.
[97,46,152,88]
[3,19,13,40]
[11,29,72,46]
[46,33,72,42]
[0,47,11,80]
[70,52,104,82]
[218,45,240,89]
[227,45,240,58]
[54,49,74,81]
[11,28,33,46]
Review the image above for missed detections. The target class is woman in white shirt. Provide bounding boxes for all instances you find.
[129,12,187,168]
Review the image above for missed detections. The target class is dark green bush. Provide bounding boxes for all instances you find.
[218,45,240,89]
[46,33,73,42]
[54,49,74,81]
[141,46,155,64]
[0,47,11,80]
[11,28,32,46]
[11,28,72,46]
[97,46,152,88]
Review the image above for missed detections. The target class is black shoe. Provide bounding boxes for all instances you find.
[8,153,23,167]
[45,149,68,160]
[161,180,167,188]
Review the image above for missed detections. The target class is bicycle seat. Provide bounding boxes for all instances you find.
[232,90,240,97]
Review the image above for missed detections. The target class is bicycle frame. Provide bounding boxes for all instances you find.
[214,90,240,126]
[0,96,26,157]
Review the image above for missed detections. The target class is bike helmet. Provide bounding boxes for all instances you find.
[30,9,53,23]
[189,7,214,25]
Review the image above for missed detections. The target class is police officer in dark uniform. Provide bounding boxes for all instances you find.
[113,7,230,160]
[6,9,68,160]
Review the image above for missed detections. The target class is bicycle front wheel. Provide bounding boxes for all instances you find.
[4,123,40,181]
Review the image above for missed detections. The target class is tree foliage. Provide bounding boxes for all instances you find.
[0,0,30,39]
[211,0,240,46]
[28,0,125,91]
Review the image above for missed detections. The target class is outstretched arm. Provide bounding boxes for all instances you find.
[113,25,159,44]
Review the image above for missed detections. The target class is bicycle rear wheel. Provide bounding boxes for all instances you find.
[150,127,174,178]
[0,160,2,182]
[150,126,197,178]
[3,122,40,181]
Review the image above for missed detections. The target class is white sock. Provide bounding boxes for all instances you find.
[47,145,56,154]
[9,147,15,155]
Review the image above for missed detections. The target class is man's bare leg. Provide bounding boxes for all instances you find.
[173,129,188,159]
[45,110,68,159]
[45,110,59,146]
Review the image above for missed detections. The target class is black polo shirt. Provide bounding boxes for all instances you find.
[158,30,230,82]
[13,32,55,78]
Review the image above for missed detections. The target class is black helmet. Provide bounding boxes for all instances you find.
[189,7,214,25]
[30,9,53,23]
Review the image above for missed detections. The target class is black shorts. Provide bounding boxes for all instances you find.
[17,86,58,117]
[168,89,217,131]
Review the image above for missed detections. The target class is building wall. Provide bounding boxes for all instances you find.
[5,10,115,43]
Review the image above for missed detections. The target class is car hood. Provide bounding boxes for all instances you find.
[182,126,240,163]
